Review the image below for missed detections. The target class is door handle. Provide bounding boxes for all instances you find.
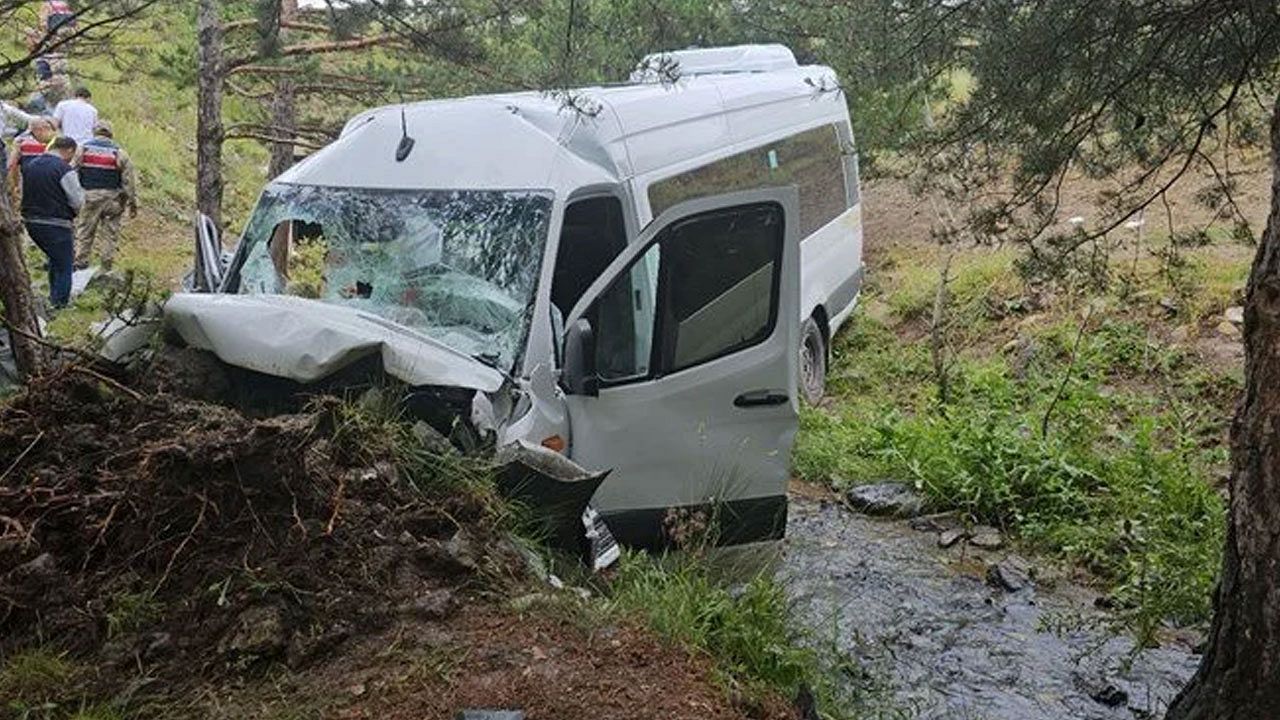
[734,390,790,408]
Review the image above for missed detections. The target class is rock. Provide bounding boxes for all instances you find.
[400,589,458,620]
[9,552,57,581]
[415,529,482,576]
[1090,683,1128,707]
[1169,325,1192,344]
[986,559,1031,592]
[969,527,1004,549]
[1217,321,1241,339]
[220,604,288,662]
[443,529,482,573]
[411,420,456,455]
[1225,306,1245,325]
[1157,297,1179,315]
[938,529,967,549]
[85,269,128,295]
[846,482,925,518]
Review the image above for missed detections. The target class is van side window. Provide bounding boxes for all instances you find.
[588,202,783,384]
[552,196,629,319]
[648,125,847,237]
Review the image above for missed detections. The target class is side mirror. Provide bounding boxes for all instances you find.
[562,318,599,397]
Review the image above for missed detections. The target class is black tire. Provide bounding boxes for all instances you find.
[799,317,827,405]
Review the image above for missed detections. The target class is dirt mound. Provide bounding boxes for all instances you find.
[0,371,793,720]
[0,368,505,664]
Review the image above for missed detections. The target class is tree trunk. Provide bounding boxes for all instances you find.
[267,0,298,180]
[1165,93,1280,719]
[196,0,225,229]
[0,178,43,379]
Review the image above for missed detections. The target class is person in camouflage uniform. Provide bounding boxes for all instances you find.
[75,120,137,270]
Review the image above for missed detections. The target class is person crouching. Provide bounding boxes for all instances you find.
[22,136,84,309]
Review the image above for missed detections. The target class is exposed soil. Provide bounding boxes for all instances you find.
[863,149,1272,254]
[0,370,793,720]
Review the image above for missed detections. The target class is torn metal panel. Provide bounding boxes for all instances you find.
[164,293,506,392]
[495,441,613,559]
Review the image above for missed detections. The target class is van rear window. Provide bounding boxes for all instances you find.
[648,124,849,236]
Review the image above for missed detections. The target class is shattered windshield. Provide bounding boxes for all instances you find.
[233,184,553,372]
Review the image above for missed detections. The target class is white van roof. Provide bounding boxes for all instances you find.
[277,45,847,195]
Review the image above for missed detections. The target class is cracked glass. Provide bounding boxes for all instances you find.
[234,183,553,372]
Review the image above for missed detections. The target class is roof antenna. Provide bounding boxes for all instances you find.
[395,103,415,162]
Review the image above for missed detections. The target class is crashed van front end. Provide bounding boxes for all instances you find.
[106,179,618,567]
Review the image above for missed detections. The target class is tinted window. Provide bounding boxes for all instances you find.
[648,125,847,237]
[660,205,782,371]
[587,202,783,383]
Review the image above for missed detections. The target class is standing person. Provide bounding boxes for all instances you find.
[52,87,95,144]
[6,117,55,204]
[22,137,84,309]
[75,121,137,270]
[40,1,76,35]
[0,101,35,167]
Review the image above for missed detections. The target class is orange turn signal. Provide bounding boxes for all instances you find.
[541,435,566,453]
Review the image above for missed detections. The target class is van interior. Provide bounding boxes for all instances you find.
[551,196,628,319]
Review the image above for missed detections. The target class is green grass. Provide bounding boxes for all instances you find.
[801,292,1232,641]
[1,648,76,714]
[603,551,888,719]
[106,590,163,639]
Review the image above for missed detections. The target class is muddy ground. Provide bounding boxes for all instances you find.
[0,370,795,720]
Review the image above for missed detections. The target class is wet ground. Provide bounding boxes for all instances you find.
[781,497,1201,720]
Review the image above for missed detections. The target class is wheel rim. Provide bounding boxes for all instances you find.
[800,330,824,401]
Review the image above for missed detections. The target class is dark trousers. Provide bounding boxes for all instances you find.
[25,222,74,308]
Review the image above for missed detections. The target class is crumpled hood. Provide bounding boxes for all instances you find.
[163,294,506,393]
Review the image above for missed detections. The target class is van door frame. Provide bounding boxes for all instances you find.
[520,183,639,383]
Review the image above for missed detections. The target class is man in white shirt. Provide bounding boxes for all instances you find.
[0,101,35,167]
[52,86,97,144]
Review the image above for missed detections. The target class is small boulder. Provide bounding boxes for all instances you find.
[411,421,456,455]
[986,559,1031,592]
[400,589,459,620]
[969,526,1004,549]
[1089,682,1128,708]
[220,604,288,663]
[937,529,967,549]
[8,552,58,581]
[1225,306,1245,326]
[1217,321,1241,339]
[846,482,925,518]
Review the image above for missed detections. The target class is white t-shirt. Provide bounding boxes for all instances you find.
[53,98,98,143]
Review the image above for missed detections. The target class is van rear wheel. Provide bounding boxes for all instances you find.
[799,318,827,405]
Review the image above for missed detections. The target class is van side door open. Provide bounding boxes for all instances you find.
[561,188,801,549]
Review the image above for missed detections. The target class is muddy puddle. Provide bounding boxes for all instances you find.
[781,497,1200,719]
